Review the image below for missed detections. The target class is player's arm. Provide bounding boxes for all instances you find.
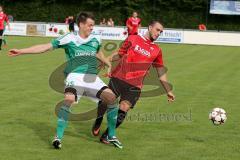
[5,15,10,30]
[126,19,132,30]
[108,37,131,62]
[96,50,112,74]
[8,43,53,57]
[96,50,111,67]
[6,21,10,30]
[108,52,121,62]
[156,67,175,102]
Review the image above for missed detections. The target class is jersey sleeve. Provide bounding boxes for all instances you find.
[118,36,132,56]
[138,18,141,25]
[51,33,71,49]
[126,18,131,26]
[4,14,9,23]
[152,48,164,68]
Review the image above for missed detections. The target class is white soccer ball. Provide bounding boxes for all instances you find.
[209,107,227,125]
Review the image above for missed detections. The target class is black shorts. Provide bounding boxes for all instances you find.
[108,77,141,108]
[0,30,4,36]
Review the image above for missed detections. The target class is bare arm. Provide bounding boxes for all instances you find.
[7,21,10,30]
[96,50,113,74]
[108,52,121,62]
[96,50,111,67]
[9,43,53,57]
[156,67,175,102]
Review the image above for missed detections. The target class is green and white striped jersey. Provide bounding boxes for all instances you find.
[51,32,101,76]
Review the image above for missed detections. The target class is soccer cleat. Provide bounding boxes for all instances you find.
[100,133,123,149]
[52,136,62,149]
[100,133,110,144]
[108,136,123,149]
[92,121,101,136]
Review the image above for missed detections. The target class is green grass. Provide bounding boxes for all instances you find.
[0,36,240,160]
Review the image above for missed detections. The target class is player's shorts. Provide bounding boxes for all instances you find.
[108,77,141,108]
[64,73,108,103]
[0,30,4,36]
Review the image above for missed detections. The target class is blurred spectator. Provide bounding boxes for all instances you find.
[65,16,69,24]
[7,15,13,22]
[126,11,141,35]
[199,24,206,31]
[100,18,106,26]
[0,5,10,50]
[67,16,75,32]
[107,18,114,27]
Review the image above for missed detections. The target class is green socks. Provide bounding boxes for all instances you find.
[107,103,119,138]
[56,105,70,140]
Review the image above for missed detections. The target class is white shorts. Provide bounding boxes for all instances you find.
[65,73,107,103]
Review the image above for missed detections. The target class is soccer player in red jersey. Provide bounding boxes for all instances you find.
[0,5,10,50]
[126,11,141,35]
[92,20,175,145]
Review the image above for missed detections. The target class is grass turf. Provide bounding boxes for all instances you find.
[0,36,239,160]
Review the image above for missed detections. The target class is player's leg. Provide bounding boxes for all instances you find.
[100,88,123,149]
[84,75,122,148]
[52,88,76,149]
[0,30,3,50]
[92,100,107,136]
[92,77,120,136]
[100,100,131,141]
[100,78,141,144]
[52,73,82,149]
[2,35,6,46]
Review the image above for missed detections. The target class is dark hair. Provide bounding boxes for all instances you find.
[76,12,94,26]
[148,20,163,27]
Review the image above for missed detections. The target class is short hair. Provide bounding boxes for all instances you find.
[76,12,94,26]
[148,20,163,27]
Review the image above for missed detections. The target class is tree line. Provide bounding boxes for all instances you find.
[2,0,240,31]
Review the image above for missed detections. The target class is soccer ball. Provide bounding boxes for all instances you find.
[209,108,227,125]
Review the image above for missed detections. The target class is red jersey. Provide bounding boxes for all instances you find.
[111,35,164,89]
[126,17,141,35]
[0,12,8,30]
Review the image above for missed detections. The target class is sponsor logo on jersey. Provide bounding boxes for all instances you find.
[134,45,150,57]
[91,41,98,47]
[75,50,96,57]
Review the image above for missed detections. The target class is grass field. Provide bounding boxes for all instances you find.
[0,36,240,160]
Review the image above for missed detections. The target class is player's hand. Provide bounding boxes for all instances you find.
[97,61,106,70]
[8,49,23,57]
[167,92,175,102]
[107,65,112,75]
[107,55,113,62]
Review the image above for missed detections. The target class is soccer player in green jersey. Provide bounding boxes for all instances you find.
[9,12,122,149]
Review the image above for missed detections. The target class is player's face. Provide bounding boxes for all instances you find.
[133,12,138,18]
[149,23,163,41]
[0,7,2,12]
[79,18,95,36]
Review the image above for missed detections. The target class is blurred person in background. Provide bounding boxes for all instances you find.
[100,18,106,26]
[107,18,114,27]
[126,11,141,35]
[0,5,10,50]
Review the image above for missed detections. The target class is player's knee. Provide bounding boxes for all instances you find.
[104,93,116,105]
[100,88,116,105]
[64,92,75,105]
[64,87,77,105]
[120,101,131,112]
